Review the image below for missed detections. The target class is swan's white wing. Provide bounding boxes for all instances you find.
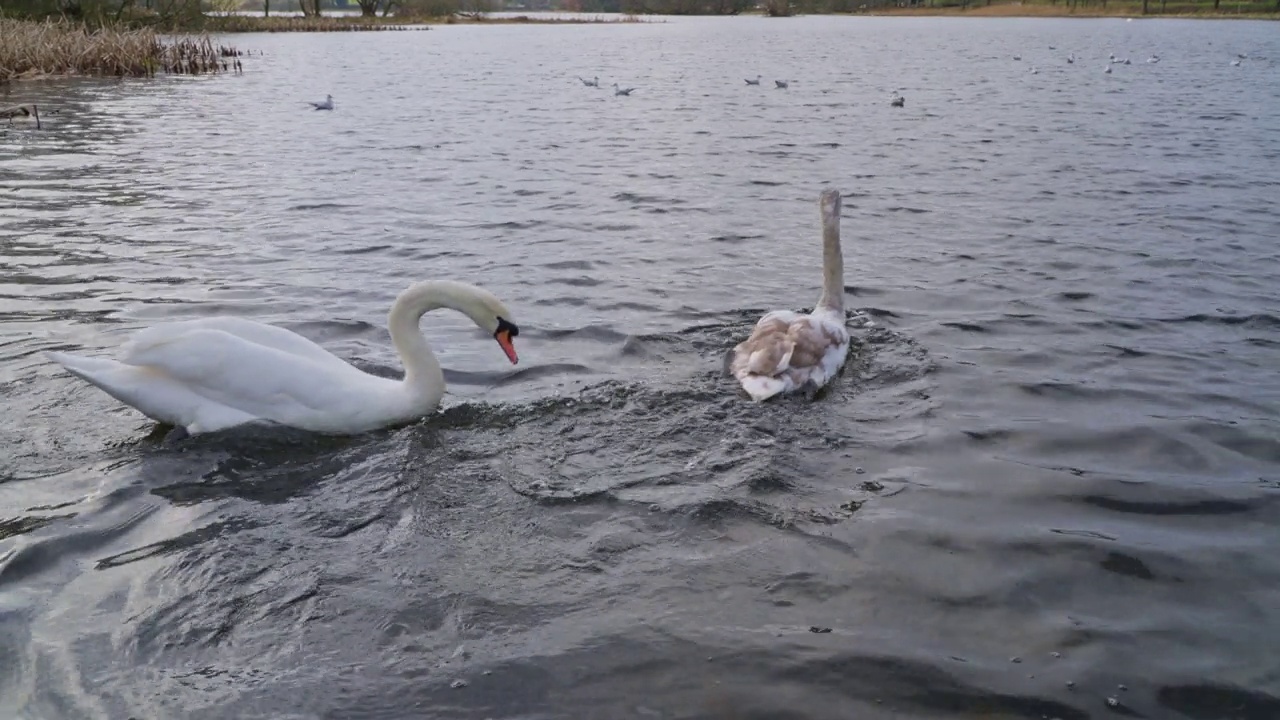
[121,328,401,432]
[124,318,352,370]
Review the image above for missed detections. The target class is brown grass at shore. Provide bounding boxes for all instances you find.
[0,19,241,82]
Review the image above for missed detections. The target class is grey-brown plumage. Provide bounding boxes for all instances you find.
[730,189,851,401]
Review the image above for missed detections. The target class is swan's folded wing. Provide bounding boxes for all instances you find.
[125,317,351,370]
[121,328,372,421]
[785,316,849,370]
[731,315,794,377]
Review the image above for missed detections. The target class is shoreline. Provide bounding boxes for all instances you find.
[857,7,1278,19]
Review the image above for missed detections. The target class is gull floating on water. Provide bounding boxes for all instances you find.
[307,94,334,111]
[578,75,599,87]
[745,75,762,85]
[1147,55,1160,63]
[890,92,904,107]
[612,83,636,96]
[1029,66,1038,74]
[1231,59,1242,66]
[1067,53,1075,64]
[775,80,788,89]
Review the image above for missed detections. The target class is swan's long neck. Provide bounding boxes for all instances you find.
[386,282,466,409]
[815,189,844,314]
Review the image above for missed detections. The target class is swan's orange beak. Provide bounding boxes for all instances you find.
[495,329,518,365]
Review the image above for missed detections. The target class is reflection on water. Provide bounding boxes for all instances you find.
[3,15,1280,720]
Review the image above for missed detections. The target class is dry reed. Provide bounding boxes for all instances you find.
[0,19,242,83]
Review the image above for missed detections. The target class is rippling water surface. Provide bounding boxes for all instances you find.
[3,15,1280,719]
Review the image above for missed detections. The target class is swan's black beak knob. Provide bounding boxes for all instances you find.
[494,317,519,365]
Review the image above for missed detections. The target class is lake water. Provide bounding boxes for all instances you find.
[3,14,1280,720]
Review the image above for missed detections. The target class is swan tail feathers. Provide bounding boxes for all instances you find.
[45,351,124,380]
[737,373,788,402]
[46,351,192,428]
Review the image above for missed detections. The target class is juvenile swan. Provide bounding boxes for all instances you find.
[730,189,850,402]
[47,280,519,436]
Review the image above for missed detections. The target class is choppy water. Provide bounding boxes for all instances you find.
[3,15,1280,720]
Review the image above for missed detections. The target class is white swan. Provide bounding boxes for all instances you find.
[46,280,519,436]
[730,189,850,402]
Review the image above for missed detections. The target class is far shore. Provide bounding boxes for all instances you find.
[858,5,1277,19]
[177,4,1280,31]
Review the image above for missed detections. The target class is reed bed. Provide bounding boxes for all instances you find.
[0,19,241,82]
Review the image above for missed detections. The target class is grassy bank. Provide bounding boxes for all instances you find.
[870,4,1280,17]
[0,19,240,82]
[201,15,425,31]
[865,2,1277,17]
[442,12,650,22]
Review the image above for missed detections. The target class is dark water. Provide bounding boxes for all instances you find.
[3,15,1280,719]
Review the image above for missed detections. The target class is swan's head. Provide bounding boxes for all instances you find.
[395,280,520,365]
[492,315,520,364]
[819,188,842,220]
[460,288,520,365]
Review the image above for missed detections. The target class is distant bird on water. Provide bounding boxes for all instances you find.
[307,94,334,111]
[2,104,41,129]
[745,75,762,85]
[890,93,904,107]
[775,80,789,89]
[578,75,599,87]
[612,83,636,96]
